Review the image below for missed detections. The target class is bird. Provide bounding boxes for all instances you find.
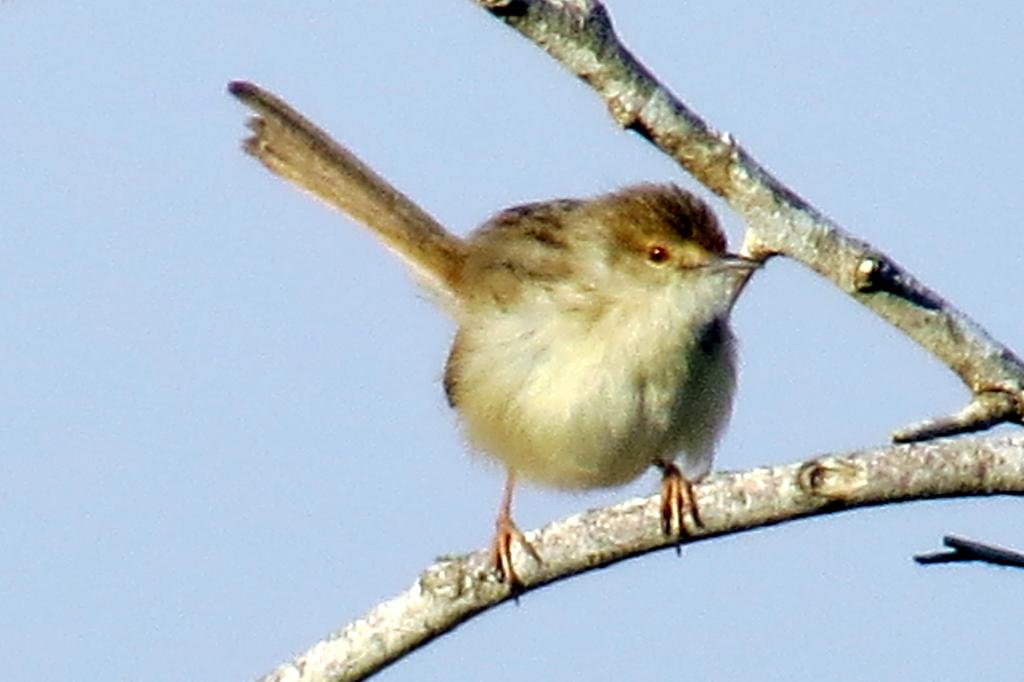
[229,80,758,586]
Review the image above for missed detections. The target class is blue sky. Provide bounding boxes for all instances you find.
[3,3,1022,680]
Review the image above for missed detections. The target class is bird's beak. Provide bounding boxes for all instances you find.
[704,254,762,305]
[713,254,763,272]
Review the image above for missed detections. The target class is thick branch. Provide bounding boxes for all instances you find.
[257,435,1024,682]
[474,0,1024,441]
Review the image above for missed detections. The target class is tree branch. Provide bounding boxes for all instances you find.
[242,4,1024,679]
[257,435,1024,681]
[473,0,1024,442]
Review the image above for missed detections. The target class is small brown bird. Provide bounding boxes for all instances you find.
[229,81,757,585]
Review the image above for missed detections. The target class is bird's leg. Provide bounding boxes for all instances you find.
[655,461,704,539]
[489,471,540,587]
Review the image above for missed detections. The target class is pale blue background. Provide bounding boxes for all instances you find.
[3,3,1022,680]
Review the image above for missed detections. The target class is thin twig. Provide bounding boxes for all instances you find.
[915,534,1024,569]
[474,0,1024,442]
[257,435,1024,681]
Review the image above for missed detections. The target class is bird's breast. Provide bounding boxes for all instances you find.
[446,293,736,489]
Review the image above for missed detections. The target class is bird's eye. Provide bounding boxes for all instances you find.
[647,245,670,264]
